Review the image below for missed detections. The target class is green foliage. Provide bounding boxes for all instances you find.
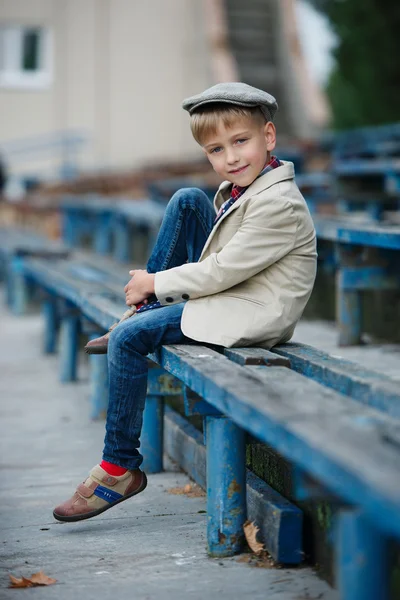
[307,0,400,129]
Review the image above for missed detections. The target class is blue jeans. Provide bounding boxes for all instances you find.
[103,188,215,469]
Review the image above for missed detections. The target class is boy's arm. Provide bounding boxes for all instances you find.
[155,197,297,305]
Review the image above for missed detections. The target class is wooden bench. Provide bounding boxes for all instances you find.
[17,251,400,599]
[314,216,400,345]
[0,227,69,315]
[332,124,400,221]
[146,176,217,205]
[59,195,165,263]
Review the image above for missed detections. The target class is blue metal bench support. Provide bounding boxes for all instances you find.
[59,303,80,382]
[94,214,113,255]
[88,340,109,420]
[10,256,29,316]
[335,244,363,346]
[336,508,389,600]
[337,268,362,346]
[141,394,164,474]
[42,295,58,354]
[140,364,183,473]
[206,415,246,557]
[62,210,79,248]
[113,217,131,263]
[80,319,109,419]
[367,201,383,222]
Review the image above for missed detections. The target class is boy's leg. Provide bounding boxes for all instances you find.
[84,187,215,354]
[54,303,191,521]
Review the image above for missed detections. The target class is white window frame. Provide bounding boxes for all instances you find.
[0,25,53,90]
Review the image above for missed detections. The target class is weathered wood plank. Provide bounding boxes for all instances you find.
[272,342,400,417]
[224,347,291,367]
[0,228,69,259]
[314,216,400,249]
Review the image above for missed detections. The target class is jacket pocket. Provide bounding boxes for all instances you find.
[223,293,266,309]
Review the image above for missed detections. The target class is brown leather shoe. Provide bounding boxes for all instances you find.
[53,464,147,522]
[84,332,110,355]
[84,307,137,355]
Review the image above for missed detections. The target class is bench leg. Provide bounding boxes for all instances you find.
[10,256,29,316]
[336,508,390,600]
[94,215,112,255]
[367,201,383,222]
[141,394,164,474]
[42,295,59,354]
[88,340,109,420]
[206,416,246,557]
[62,212,78,247]
[336,268,362,346]
[114,219,131,262]
[59,305,80,382]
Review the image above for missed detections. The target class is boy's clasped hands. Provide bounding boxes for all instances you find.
[124,270,156,306]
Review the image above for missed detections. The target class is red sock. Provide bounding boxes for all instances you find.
[100,460,127,476]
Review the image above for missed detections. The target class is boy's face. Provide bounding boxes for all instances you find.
[202,116,276,187]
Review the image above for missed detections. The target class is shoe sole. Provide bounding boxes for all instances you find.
[84,346,108,355]
[53,473,148,522]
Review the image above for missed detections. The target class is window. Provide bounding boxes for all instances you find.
[0,26,53,90]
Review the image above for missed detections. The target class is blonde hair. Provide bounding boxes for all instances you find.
[190,103,267,145]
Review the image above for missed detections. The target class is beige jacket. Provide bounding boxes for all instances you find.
[155,161,317,348]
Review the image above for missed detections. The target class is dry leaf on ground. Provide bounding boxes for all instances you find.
[243,520,265,555]
[8,571,57,588]
[166,483,206,498]
[8,575,34,589]
[236,552,278,569]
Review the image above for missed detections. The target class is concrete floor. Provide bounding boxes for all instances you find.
[5,298,394,599]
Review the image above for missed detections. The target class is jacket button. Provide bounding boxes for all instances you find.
[182,293,189,300]
[166,297,174,303]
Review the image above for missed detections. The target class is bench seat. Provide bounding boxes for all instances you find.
[17,251,400,598]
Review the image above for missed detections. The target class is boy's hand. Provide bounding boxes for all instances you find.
[124,270,155,306]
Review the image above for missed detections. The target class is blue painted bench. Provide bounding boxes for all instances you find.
[333,123,400,161]
[0,227,69,315]
[295,172,333,215]
[332,159,400,221]
[314,216,400,346]
[60,195,165,263]
[332,123,400,221]
[146,176,217,205]
[17,252,400,599]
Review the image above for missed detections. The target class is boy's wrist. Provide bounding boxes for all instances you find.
[147,273,156,295]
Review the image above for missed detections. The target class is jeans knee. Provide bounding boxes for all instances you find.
[169,187,209,212]
[108,317,149,357]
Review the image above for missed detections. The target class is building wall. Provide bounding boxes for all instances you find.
[0,0,213,178]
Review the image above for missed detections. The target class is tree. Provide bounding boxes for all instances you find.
[307,0,400,129]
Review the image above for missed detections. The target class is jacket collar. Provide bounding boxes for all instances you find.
[200,161,295,258]
[213,160,295,213]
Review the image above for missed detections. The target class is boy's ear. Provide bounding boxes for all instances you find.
[264,121,276,152]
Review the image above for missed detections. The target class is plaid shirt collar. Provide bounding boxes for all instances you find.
[214,156,281,223]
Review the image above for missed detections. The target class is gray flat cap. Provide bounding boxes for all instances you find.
[182,82,278,121]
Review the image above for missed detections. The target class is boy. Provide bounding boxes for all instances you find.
[53,82,317,522]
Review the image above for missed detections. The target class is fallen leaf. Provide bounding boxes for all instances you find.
[166,483,206,498]
[8,571,57,588]
[8,575,33,588]
[236,554,252,563]
[29,571,57,586]
[243,520,265,555]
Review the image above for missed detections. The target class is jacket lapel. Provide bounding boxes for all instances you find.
[201,161,295,258]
